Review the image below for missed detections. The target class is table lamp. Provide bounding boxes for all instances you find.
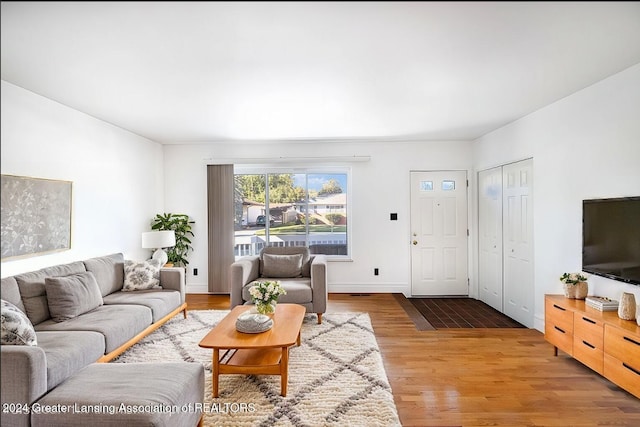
[141,230,176,267]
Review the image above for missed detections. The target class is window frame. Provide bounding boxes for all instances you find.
[234,165,352,260]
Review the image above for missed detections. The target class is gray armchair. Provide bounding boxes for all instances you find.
[230,246,327,324]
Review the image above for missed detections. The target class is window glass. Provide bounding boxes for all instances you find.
[420,181,433,191]
[307,173,348,256]
[442,180,455,190]
[234,171,349,258]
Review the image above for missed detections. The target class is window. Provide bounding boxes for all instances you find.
[234,170,349,258]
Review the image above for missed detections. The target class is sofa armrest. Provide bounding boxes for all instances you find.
[160,267,186,303]
[310,255,328,313]
[230,256,260,308]
[1,345,48,426]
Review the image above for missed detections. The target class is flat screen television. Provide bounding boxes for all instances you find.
[582,197,640,285]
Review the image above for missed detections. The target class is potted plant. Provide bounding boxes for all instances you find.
[150,213,194,267]
[559,272,589,299]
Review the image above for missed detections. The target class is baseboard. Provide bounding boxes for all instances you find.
[328,283,410,296]
[186,283,209,294]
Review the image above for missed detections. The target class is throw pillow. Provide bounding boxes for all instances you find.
[1,299,38,345]
[45,272,104,322]
[261,253,303,278]
[123,259,162,291]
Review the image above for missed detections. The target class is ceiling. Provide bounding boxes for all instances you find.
[2,2,640,144]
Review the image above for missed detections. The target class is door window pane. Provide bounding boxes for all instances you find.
[420,181,433,191]
[442,180,455,191]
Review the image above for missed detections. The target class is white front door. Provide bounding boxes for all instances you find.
[478,167,503,311]
[502,159,534,326]
[410,171,468,296]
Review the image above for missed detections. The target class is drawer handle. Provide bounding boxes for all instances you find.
[582,340,595,349]
[554,326,566,334]
[582,317,596,324]
[553,304,566,311]
[623,336,640,347]
[623,363,640,376]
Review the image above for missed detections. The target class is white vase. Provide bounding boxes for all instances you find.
[636,305,640,327]
[618,292,636,321]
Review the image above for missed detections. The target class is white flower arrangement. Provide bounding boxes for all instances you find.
[249,280,286,314]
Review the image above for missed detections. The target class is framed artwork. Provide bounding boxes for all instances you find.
[1,175,72,260]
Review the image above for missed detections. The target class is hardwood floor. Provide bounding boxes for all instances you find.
[186,293,640,426]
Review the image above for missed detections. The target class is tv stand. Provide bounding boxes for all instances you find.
[544,295,639,398]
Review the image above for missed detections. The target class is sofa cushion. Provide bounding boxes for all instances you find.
[1,299,37,345]
[123,259,162,291]
[261,253,303,278]
[1,276,26,313]
[31,362,204,427]
[83,253,125,296]
[103,289,181,322]
[35,304,153,354]
[45,272,104,322]
[15,261,87,325]
[36,331,105,390]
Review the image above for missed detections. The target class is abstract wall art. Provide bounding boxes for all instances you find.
[1,175,72,260]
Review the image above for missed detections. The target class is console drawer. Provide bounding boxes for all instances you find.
[604,353,640,398]
[545,298,574,355]
[604,325,640,368]
[573,334,603,374]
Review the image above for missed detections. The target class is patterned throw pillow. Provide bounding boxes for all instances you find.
[1,299,37,346]
[123,260,162,291]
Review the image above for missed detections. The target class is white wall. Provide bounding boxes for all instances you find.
[473,64,640,331]
[1,81,164,277]
[163,140,473,294]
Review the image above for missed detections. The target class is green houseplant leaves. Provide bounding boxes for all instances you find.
[150,213,194,267]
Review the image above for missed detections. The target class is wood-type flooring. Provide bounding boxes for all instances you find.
[186,293,640,426]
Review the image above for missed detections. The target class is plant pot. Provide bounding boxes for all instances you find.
[563,282,588,299]
[618,292,636,321]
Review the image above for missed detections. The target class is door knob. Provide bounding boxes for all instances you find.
[412,240,418,245]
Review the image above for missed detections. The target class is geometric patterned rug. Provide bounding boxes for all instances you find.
[113,310,401,426]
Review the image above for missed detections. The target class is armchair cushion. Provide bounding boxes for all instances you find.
[243,278,313,304]
[261,253,303,278]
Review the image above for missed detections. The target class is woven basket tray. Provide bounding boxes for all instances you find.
[236,312,274,333]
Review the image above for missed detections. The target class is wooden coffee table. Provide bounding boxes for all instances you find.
[198,303,306,397]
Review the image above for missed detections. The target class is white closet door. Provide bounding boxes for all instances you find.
[478,167,503,312]
[502,159,534,327]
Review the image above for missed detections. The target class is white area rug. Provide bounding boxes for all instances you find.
[114,310,401,427]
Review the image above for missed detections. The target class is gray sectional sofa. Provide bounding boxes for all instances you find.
[0,253,201,427]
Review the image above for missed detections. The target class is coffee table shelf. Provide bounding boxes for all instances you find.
[199,304,306,397]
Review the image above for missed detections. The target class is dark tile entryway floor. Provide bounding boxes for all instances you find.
[394,294,526,330]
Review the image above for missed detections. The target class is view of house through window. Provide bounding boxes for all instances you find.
[234,171,348,259]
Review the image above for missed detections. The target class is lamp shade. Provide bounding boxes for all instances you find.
[141,230,176,249]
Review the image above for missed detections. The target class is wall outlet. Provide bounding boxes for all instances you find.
[193,268,198,276]
[374,268,379,276]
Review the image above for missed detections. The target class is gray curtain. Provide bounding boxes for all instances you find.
[207,165,235,293]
